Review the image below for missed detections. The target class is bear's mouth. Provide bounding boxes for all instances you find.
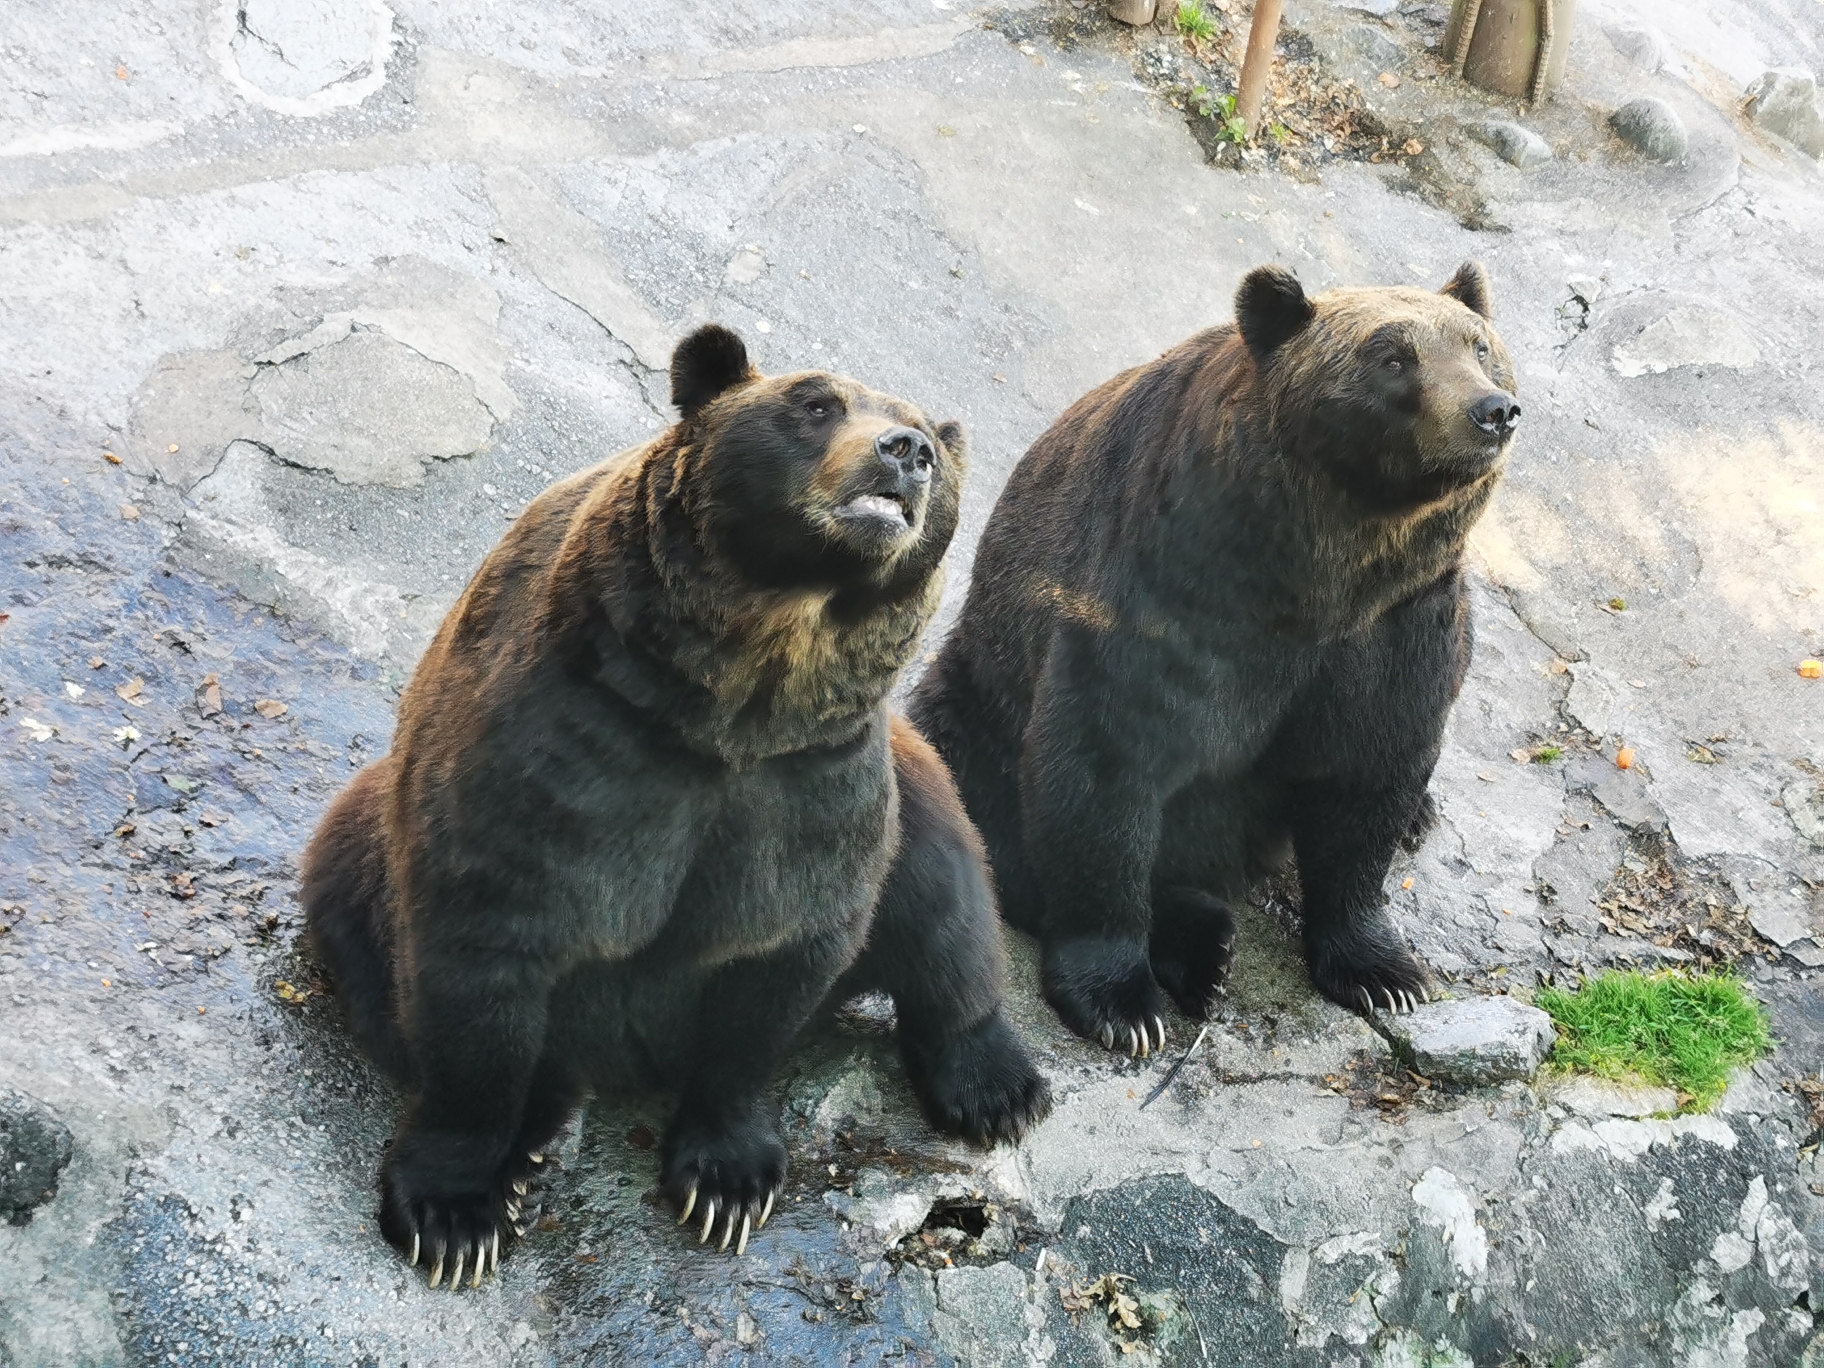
[836,490,910,529]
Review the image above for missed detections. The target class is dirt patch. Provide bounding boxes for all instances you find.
[1580,832,1773,972]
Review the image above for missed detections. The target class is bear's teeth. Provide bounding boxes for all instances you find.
[845,494,907,525]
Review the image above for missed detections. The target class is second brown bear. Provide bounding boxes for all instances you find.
[302,326,1049,1288]
[912,263,1520,1055]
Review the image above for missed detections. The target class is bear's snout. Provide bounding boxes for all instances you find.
[875,425,935,486]
[1469,391,1521,438]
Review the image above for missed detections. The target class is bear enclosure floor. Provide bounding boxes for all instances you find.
[2,0,1823,1364]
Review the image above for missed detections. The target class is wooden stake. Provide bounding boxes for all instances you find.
[1235,0,1286,139]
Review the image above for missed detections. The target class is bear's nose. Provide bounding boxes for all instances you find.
[876,426,935,483]
[1469,392,1521,436]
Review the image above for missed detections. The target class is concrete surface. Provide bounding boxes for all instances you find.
[3,0,1823,1363]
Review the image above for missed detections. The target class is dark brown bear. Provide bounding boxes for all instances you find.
[910,264,1519,1056]
[302,325,1050,1289]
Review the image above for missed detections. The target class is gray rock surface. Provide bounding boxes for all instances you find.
[2,0,1823,1363]
[1611,96,1691,162]
[1376,995,1558,1084]
[1468,120,1554,169]
[1340,23,1406,76]
[1745,69,1824,158]
[0,1092,73,1226]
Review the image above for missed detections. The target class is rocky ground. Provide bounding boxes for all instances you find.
[3,0,1823,1363]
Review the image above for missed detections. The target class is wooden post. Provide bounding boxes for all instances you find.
[1235,0,1286,139]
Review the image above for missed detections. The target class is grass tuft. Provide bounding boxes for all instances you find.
[1537,970,1770,1111]
[1175,1,1218,42]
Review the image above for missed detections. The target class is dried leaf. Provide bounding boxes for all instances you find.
[253,698,287,719]
[1402,137,1424,156]
[117,678,145,706]
[1377,72,1401,89]
[1616,747,1636,770]
[198,673,223,716]
[120,504,140,521]
[103,450,122,464]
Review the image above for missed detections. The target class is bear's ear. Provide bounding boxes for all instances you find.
[1440,261,1492,319]
[935,420,968,461]
[1235,265,1315,363]
[670,324,757,420]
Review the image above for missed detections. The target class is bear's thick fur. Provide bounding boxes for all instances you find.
[911,263,1519,1054]
[302,325,1049,1287]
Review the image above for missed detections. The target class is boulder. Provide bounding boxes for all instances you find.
[1610,97,1688,163]
[1744,69,1824,159]
[1378,995,1557,1085]
[1469,120,1554,168]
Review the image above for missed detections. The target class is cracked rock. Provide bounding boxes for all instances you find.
[1,1090,74,1225]
[229,0,392,104]
[1377,995,1556,1085]
[1468,120,1553,168]
[1611,304,1761,378]
[1745,69,1824,159]
[1609,97,1689,163]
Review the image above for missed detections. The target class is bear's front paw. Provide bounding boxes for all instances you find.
[1041,937,1171,1058]
[1149,887,1238,1020]
[660,1109,787,1258]
[904,1008,1053,1146]
[380,1133,538,1290]
[1306,916,1433,1016]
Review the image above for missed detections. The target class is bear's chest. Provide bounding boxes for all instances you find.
[528,713,898,965]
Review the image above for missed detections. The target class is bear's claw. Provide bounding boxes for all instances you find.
[660,1110,788,1258]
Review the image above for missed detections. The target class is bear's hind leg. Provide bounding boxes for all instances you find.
[301,759,413,1081]
[838,719,1052,1146]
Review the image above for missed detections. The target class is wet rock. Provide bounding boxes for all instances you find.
[930,1263,1043,1367]
[1745,69,1824,159]
[1377,995,1556,1085]
[1468,120,1553,168]
[0,1091,74,1225]
[1611,305,1761,379]
[1609,97,1689,163]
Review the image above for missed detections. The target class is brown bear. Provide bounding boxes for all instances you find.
[301,325,1050,1289]
[910,263,1519,1055]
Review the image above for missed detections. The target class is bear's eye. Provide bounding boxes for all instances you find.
[1383,357,1403,374]
[1474,340,1490,361]
[805,400,830,417]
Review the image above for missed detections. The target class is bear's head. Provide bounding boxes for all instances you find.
[1235,262,1519,513]
[667,324,966,597]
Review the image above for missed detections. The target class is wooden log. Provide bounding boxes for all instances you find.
[1235,0,1286,139]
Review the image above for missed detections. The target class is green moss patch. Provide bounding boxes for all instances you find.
[1537,970,1770,1111]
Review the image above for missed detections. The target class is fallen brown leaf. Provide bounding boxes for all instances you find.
[1377,72,1401,89]
[103,450,122,464]
[116,678,146,706]
[198,673,223,716]
[120,504,140,521]
[253,698,287,719]
[89,656,105,669]
[1402,138,1424,156]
